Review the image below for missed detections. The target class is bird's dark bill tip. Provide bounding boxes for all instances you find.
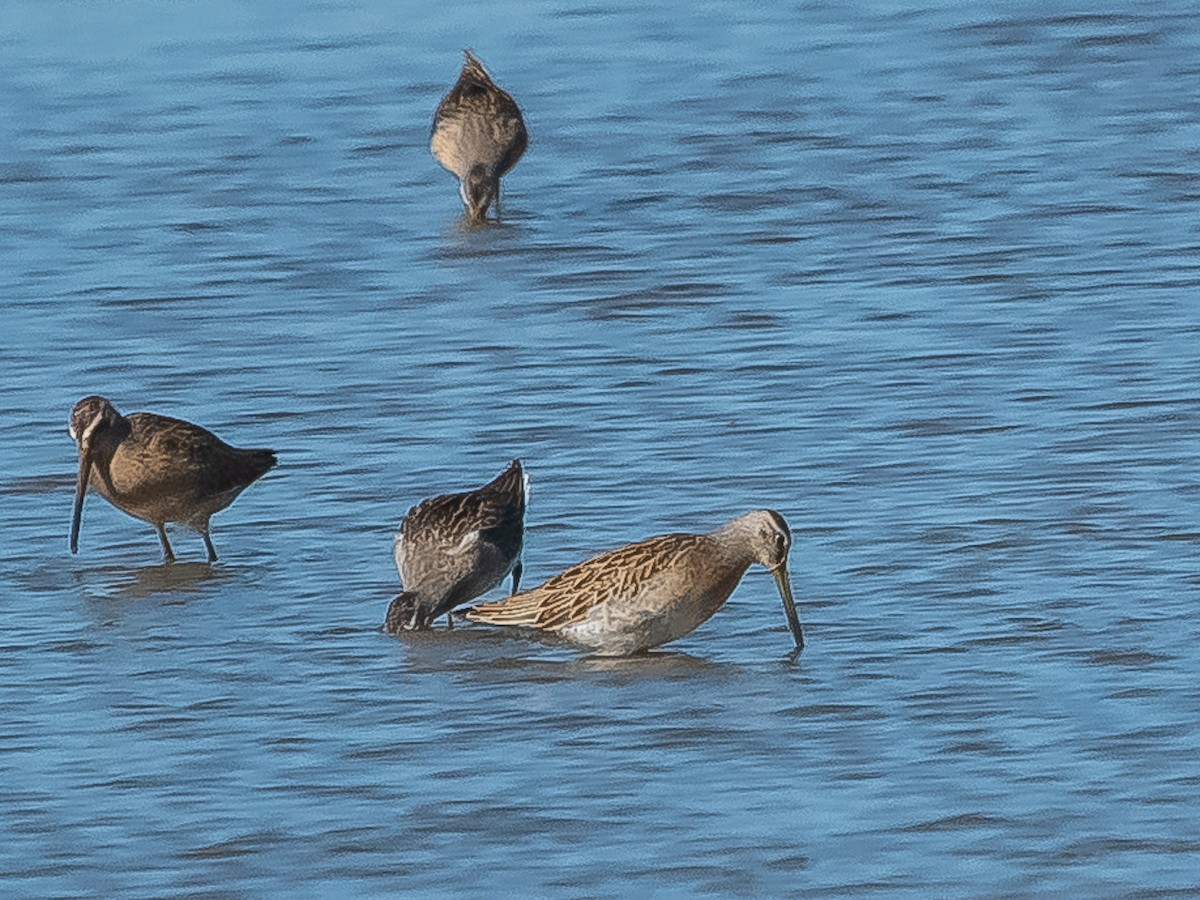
[772,566,804,650]
[70,446,92,555]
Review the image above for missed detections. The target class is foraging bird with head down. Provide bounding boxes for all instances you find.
[385,459,529,632]
[68,396,276,563]
[430,50,527,223]
[466,510,803,656]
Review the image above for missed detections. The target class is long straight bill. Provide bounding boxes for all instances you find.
[773,566,803,650]
[70,448,91,554]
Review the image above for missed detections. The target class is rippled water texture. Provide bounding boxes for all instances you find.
[3,1,1199,895]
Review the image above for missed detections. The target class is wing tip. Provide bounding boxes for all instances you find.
[464,595,538,626]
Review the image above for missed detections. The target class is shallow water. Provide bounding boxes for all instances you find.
[3,0,1200,895]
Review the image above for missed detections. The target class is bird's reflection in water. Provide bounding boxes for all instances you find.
[117,562,227,600]
[388,621,738,681]
[73,560,231,605]
[570,650,729,678]
[783,644,805,668]
[388,621,564,676]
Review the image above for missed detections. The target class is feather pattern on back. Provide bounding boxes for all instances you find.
[116,413,275,509]
[388,459,527,630]
[430,50,527,179]
[464,510,802,656]
[467,533,712,630]
[68,395,276,561]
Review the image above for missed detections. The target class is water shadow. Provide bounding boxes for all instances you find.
[72,560,233,603]
[0,472,75,496]
[115,562,230,600]
[429,213,528,259]
[569,650,733,679]
[385,619,740,680]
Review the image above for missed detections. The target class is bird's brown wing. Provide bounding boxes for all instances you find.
[126,413,274,502]
[403,461,524,548]
[397,460,526,585]
[431,55,527,177]
[466,533,709,630]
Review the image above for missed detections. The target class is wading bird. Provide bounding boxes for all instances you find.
[467,510,803,656]
[431,50,528,223]
[385,459,528,632]
[68,396,275,563]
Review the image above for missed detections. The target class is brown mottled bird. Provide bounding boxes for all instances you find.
[466,510,803,656]
[68,396,276,563]
[430,50,528,223]
[385,459,528,633]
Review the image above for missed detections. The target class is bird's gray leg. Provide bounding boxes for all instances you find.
[156,524,176,563]
[201,528,218,563]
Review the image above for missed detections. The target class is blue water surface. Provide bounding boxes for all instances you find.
[2,1,1199,896]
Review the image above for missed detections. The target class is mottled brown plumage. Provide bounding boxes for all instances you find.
[430,50,527,222]
[466,510,803,656]
[69,396,276,563]
[385,459,529,633]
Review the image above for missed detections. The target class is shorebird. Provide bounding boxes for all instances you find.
[466,510,803,656]
[430,49,527,223]
[385,459,529,632]
[68,396,276,563]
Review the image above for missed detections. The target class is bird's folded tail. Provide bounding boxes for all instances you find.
[205,447,276,497]
[461,49,494,86]
[249,448,277,477]
[464,590,545,627]
[484,458,527,505]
